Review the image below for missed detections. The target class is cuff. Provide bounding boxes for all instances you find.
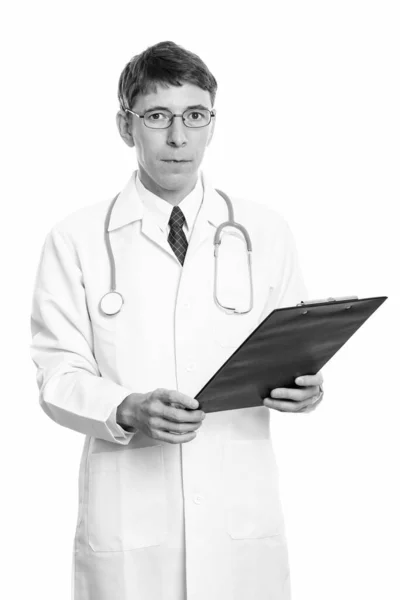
[106,406,138,442]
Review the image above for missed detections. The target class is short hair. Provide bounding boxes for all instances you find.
[118,41,218,112]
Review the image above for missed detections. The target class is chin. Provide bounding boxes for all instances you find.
[156,170,196,190]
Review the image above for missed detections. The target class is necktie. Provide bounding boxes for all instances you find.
[168,205,188,266]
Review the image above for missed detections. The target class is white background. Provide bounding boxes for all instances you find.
[1,1,399,598]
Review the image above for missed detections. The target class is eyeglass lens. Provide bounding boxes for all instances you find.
[144,109,212,129]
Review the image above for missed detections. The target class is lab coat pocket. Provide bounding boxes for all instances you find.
[222,439,284,539]
[87,445,167,552]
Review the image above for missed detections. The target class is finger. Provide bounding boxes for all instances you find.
[162,389,199,410]
[297,391,324,412]
[270,386,320,402]
[149,391,202,421]
[153,429,198,444]
[298,393,324,413]
[153,417,203,434]
[263,396,319,412]
[295,372,324,387]
[162,405,206,424]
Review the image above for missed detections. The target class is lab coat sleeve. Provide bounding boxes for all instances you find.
[30,226,137,444]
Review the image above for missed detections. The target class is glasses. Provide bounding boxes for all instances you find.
[125,107,215,129]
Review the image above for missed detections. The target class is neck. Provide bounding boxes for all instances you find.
[138,167,198,206]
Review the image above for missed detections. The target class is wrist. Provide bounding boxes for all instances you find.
[116,393,140,432]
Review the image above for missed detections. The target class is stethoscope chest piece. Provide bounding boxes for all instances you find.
[100,291,124,316]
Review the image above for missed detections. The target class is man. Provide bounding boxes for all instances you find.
[30,41,323,600]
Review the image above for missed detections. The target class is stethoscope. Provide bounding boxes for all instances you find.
[99,188,254,316]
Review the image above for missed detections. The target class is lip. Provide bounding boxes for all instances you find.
[162,159,192,163]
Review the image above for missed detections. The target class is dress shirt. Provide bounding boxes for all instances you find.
[135,171,204,242]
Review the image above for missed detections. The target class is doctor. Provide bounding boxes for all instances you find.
[30,41,323,600]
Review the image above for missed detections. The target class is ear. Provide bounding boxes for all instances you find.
[116,110,135,148]
[206,108,217,147]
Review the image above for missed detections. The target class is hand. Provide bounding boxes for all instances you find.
[263,372,324,413]
[116,388,206,444]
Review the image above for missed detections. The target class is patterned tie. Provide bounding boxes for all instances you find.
[168,206,188,265]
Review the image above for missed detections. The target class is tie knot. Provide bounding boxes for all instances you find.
[169,205,186,231]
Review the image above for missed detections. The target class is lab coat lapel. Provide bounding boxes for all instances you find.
[108,170,173,258]
[141,213,172,256]
[186,172,229,260]
[185,209,213,259]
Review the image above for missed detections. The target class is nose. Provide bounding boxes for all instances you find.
[167,115,188,147]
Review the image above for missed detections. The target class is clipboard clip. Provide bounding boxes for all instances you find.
[297,296,358,306]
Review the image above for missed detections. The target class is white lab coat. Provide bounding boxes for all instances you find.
[30,170,307,600]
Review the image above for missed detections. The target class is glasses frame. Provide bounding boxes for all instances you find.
[124,107,215,129]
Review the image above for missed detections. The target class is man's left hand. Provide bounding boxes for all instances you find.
[263,372,324,413]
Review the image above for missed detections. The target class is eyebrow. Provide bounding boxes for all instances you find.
[143,104,211,112]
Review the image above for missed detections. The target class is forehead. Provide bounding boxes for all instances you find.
[134,82,212,111]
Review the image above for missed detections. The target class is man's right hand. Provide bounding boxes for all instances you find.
[116,388,206,444]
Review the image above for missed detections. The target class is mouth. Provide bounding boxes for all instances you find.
[162,159,192,163]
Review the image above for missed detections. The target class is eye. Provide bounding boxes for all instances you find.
[187,111,206,121]
[146,111,170,121]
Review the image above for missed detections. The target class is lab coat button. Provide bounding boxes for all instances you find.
[193,494,204,505]
[186,363,196,372]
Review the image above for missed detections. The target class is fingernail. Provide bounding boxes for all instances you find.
[296,377,304,385]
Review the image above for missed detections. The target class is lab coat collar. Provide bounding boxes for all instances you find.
[107,169,228,232]
[135,171,204,237]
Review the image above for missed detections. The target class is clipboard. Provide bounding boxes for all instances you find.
[195,296,387,413]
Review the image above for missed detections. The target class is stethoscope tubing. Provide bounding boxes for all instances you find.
[100,185,253,316]
[104,192,120,292]
[212,189,254,315]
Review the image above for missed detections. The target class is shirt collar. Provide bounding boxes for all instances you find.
[107,169,228,232]
[135,172,204,235]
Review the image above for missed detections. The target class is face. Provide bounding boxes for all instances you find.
[117,83,216,202]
